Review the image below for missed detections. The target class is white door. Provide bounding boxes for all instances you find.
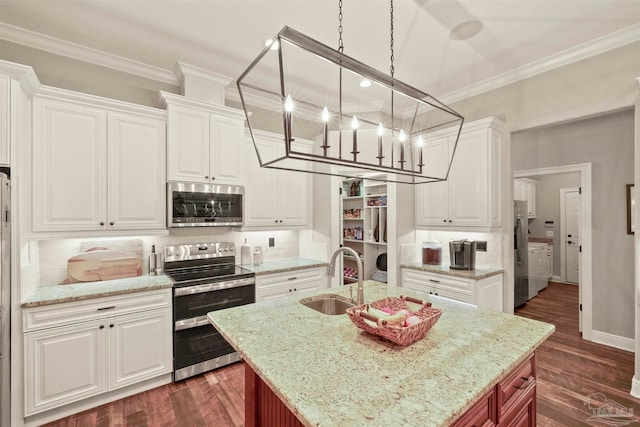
[243,135,279,226]
[564,189,581,284]
[166,104,210,183]
[415,136,451,226]
[209,114,245,185]
[108,309,172,390]
[24,320,106,415]
[32,97,108,231]
[108,112,166,230]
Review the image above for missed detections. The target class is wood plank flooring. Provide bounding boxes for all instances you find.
[44,282,638,426]
[515,282,639,426]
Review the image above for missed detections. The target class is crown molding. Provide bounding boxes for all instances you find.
[1,21,637,107]
[439,23,640,105]
[0,59,40,95]
[0,22,178,85]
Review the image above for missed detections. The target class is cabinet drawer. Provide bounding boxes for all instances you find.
[421,272,474,295]
[24,289,172,332]
[256,267,324,288]
[452,387,496,427]
[497,353,535,421]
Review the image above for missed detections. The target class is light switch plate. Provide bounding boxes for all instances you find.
[546,230,554,237]
[269,237,275,247]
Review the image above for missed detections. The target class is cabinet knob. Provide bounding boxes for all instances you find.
[211,177,215,180]
[293,288,297,292]
[448,220,452,223]
[205,175,208,179]
[279,220,283,223]
[109,221,114,226]
[100,222,105,226]
[443,219,447,223]
[289,289,293,292]
[99,325,105,329]
[109,324,114,328]
[275,219,278,223]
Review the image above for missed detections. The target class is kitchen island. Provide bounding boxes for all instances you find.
[208,281,554,426]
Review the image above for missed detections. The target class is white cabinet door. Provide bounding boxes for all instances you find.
[167,104,210,183]
[526,181,536,218]
[244,131,312,228]
[108,308,172,390]
[108,112,166,230]
[244,136,279,227]
[0,76,8,165]
[210,115,244,185]
[32,97,108,231]
[448,129,489,227]
[24,320,107,416]
[278,168,310,226]
[415,136,451,226]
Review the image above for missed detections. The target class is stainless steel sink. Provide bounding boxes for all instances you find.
[300,294,355,315]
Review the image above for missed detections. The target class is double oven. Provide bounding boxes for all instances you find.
[163,243,255,382]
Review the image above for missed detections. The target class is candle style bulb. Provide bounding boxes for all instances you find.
[351,116,359,161]
[284,95,293,146]
[321,107,330,123]
[399,130,406,142]
[285,95,294,112]
[321,107,330,156]
[417,136,424,169]
[377,123,384,164]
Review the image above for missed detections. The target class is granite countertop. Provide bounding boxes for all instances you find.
[240,257,327,276]
[208,281,554,427]
[21,274,173,308]
[401,262,504,280]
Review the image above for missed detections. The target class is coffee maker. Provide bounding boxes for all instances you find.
[449,239,477,270]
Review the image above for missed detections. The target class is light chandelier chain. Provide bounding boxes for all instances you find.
[338,0,344,52]
[390,0,395,78]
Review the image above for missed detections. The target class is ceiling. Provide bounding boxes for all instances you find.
[0,0,638,103]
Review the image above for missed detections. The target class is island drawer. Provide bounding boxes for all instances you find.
[403,270,474,295]
[496,353,536,421]
[452,387,496,426]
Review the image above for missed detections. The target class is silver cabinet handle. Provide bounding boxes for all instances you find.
[287,277,298,281]
[429,279,440,283]
[97,306,116,311]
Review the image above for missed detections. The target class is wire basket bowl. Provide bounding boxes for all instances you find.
[346,295,442,346]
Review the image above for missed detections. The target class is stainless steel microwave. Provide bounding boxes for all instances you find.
[167,182,244,227]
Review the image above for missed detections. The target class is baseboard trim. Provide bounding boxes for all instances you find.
[591,330,635,352]
[631,376,640,398]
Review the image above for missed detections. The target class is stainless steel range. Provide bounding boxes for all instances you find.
[163,242,255,382]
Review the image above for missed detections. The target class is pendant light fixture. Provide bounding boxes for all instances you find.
[237,1,464,184]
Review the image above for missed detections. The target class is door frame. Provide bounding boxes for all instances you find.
[514,163,592,341]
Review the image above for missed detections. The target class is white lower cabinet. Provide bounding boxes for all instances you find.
[255,267,327,302]
[401,268,503,311]
[23,289,172,416]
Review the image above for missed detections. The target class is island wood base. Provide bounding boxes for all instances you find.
[244,362,304,427]
[244,353,537,427]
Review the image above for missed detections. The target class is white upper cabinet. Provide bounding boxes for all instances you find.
[162,93,245,185]
[243,129,312,228]
[416,117,504,229]
[107,112,166,230]
[32,92,167,234]
[514,178,536,218]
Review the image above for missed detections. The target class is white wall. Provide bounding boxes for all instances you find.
[512,109,635,339]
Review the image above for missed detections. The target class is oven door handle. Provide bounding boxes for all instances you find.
[175,315,212,331]
[174,277,255,297]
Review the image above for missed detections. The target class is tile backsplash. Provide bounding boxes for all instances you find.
[36,229,301,286]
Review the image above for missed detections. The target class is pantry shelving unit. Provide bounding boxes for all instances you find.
[341,177,388,285]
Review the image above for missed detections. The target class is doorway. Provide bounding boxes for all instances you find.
[514,163,592,340]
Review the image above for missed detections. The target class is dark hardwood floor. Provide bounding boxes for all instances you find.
[44,282,639,426]
[515,281,639,426]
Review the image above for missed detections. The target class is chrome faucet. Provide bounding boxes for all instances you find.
[327,247,364,305]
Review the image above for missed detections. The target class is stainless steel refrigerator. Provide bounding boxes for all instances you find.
[0,172,10,425]
[514,200,530,307]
